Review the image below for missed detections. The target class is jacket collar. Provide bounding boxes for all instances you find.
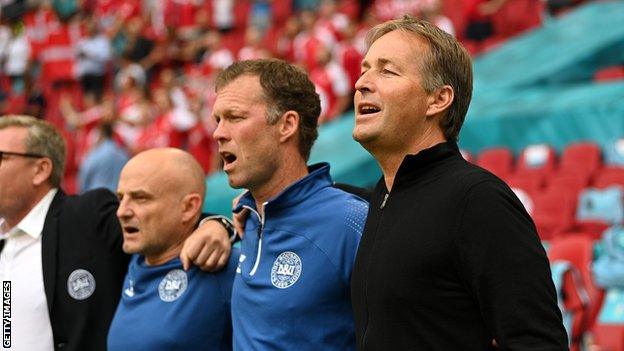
[41,190,65,314]
[387,141,462,192]
[236,163,332,214]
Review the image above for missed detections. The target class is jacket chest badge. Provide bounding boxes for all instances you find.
[270,252,302,289]
[67,269,96,300]
[158,269,188,302]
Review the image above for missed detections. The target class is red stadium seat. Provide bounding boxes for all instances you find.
[516,144,557,180]
[546,173,590,204]
[594,65,624,82]
[506,173,543,195]
[548,236,605,348]
[532,191,576,240]
[476,147,514,180]
[593,324,624,351]
[593,167,624,189]
[558,142,603,181]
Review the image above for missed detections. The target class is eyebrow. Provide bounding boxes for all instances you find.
[361,57,394,69]
[118,190,154,199]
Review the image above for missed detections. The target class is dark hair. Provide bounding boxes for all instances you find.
[216,59,321,161]
[366,15,473,141]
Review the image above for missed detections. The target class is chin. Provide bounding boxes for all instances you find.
[122,242,140,255]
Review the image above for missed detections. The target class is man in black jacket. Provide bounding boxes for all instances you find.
[0,115,230,351]
[350,16,568,349]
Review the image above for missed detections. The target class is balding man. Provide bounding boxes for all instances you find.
[108,148,237,351]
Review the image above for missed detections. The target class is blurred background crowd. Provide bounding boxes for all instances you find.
[0,0,590,193]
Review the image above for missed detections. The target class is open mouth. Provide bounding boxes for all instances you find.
[123,225,139,234]
[220,151,237,169]
[358,104,381,115]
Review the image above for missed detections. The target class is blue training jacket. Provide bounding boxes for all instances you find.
[108,251,239,351]
[231,163,368,350]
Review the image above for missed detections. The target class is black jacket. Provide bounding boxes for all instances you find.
[42,189,129,351]
[351,142,568,350]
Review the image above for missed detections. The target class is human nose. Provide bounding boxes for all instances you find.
[355,70,373,95]
[116,197,133,220]
[212,119,229,142]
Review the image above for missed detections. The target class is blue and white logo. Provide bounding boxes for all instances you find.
[158,269,188,302]
[67,269,96,300]
[236,254,246,274]
[270,251,302,289]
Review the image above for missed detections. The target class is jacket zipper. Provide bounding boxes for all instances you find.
[243,204,267,277]
[361,191,389,348]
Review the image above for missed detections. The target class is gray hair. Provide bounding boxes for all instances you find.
[0,115,66,187]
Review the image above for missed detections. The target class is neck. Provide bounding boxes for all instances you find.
[371,129,446,192]
[251,156,309,216]
[144,226,193,266]
[2,187,52,229]
[145,241,183,266]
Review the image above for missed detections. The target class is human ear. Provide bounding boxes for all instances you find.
[181,193,203,223]
[32,158,53,187]
[278,110,300,143]
[426,85,454,117]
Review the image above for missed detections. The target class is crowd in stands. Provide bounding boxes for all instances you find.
[0,0,575,193]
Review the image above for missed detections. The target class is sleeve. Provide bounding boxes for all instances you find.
[85,189,124,255]
[455,181,569,350]
[324,196,368,285]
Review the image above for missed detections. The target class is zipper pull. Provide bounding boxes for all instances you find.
[380,193,389,209]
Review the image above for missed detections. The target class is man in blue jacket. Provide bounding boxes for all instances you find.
[212,59,368,350]
[108,148,237,351]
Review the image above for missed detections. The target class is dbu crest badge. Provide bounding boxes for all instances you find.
[270,251,302,289]
[158,269,188,302]
[67,269,96,300]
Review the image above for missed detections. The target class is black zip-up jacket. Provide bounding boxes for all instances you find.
[351,142,568,350]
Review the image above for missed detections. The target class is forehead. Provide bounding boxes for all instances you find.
[0,126,28,151]
[213,75,266,112]
[363,30,429,68]
[118,160,169,194]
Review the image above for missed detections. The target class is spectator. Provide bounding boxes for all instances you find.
[78,122,129,192]
[75,15,112,100]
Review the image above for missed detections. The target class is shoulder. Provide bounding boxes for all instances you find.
[441,159,512,199]
[313,186,369,232]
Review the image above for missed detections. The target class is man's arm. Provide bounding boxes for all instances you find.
[180,215,234,272]
[456,181,569,349]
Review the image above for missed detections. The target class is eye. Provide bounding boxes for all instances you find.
[381,68,397,75]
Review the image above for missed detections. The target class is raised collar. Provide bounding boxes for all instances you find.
[236,163,332,214]
[389,141,462,191]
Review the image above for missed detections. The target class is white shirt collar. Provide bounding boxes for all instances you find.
[0,188,58,239]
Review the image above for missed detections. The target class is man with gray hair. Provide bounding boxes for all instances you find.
[0,115,231,351]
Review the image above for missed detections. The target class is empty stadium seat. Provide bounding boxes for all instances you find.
[516,144,557,178]
[476,147,514,180]
[507,174,543,196]
[593,289,624,351]
[558,142,603,181]
[546,173,589,203]
[594,167,624,189]
[594,65,624,82]
[532,191,577,240]
[575,187,624,239]
[548,236,605,344]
